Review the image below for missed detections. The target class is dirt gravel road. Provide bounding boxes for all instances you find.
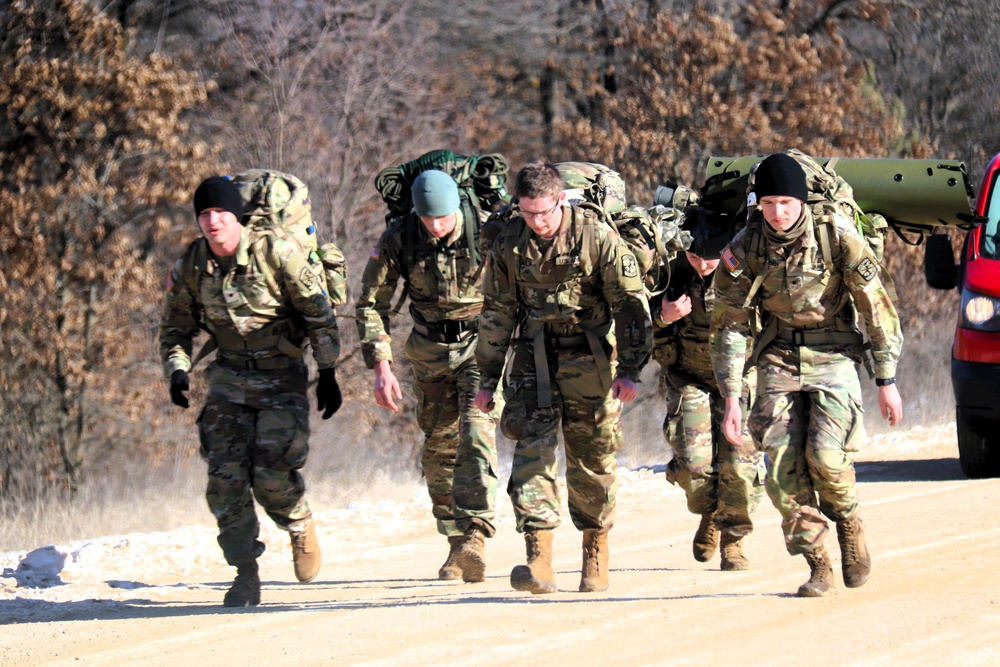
[2,424,998,666]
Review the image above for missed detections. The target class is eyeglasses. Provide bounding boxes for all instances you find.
[520,200,561,221]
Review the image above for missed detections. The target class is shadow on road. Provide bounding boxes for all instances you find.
[855,457,965,482]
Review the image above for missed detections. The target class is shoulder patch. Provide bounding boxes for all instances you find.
[721,246,740,273]
[621,253,638,278]
[856,257,877,283]
[370,246,381,260]
[298,264,318,289]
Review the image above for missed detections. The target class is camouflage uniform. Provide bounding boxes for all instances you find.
[657,255,764,537]
[710,208,902,555]
[477,204,652,533]
[356,202,498,538]
[160,226,340,566]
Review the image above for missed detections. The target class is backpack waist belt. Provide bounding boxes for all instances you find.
[412,318,479,344]
[522,320,613,409]
[192,323,304,368]
[217,355,300,371]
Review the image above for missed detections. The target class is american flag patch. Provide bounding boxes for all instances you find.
[370,246,381,260]
[165,271,174,291]
[721,246,740,272]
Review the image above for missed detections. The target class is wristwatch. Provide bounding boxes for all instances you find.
[875,377,896,387]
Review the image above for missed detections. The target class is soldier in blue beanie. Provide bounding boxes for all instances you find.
[356,169,499,583]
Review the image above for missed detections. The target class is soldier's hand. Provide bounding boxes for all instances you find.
[612,378,638,403]
[373,360,403,411]
[169,369,190,409]
[661,295,692,324]
[474,389,495,413]
[721,395,743,446]
[316,367,343,419]
[878,383,903,426]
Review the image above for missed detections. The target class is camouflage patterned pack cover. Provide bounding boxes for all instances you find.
[231,170,348,307]
[374,149,511,223]
[554,162,686,293]
[555,162,628,217]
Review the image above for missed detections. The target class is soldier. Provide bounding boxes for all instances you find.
[356,170,498,583]
[656,246,764,571]
[473,161,652,594]
[710,153,903,597]
[160,176,342,607]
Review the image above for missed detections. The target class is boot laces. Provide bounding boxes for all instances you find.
[291,530,311,554]
[840,522,858,562]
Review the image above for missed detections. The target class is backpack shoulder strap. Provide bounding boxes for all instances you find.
[814,204,846,269]
[741,220,767,309]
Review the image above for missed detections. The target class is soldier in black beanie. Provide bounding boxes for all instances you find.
[710,151,903,598]
[160,174,342,606]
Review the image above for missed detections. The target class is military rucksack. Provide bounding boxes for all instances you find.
[742,149,895,301]
[373,150,510,312]
[375,149,510,221]
[555,162,628,217]
[231,170,348,307]
[554,162,677,292]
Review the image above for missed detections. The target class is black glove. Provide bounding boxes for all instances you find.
[316,367,342,420]
[170,369,190,409]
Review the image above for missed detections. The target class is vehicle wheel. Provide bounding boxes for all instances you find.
[956,408,1000,478]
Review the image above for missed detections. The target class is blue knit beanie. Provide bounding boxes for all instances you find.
[412,170,460,217]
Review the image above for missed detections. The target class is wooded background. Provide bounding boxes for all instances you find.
[2,0,996,523]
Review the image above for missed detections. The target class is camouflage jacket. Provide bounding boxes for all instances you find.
[654,254,719,388]
[356,206,484,368]
[710,208,902,398]
[476,204,652,390]
[159,226,340,376]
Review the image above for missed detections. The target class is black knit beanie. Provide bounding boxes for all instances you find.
[754,154,809,202]
[193,176,244,221]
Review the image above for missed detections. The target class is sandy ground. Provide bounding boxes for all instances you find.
[2,422,998,666]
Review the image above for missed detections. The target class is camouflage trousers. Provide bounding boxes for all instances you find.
[198,360,312,566]
[662,370,764,536]
[500,340,622,534]
[405,332,499,538]
[749,344,866,555]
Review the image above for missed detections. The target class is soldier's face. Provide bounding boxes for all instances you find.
[520,193,564,239]
[198,208,243,256]
[419,213,458,239]
[759,195,803,231]
[685,251,720,277]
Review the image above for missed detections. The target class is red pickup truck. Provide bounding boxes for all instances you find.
[925,151,1000,478]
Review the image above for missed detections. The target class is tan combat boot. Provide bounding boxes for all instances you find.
[438,536,463,581]
[290,519,321,583]
[223,561,261,607]
[693,512,720,563]
[837,517,872,588]
[579,529,610,592]
[797,544,836,597]
[510,529,557,594]
[453,526,487,583]
[720,532,749,571]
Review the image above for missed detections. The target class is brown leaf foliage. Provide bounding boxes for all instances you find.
[554,2,919,195]
[0,0,216,497]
